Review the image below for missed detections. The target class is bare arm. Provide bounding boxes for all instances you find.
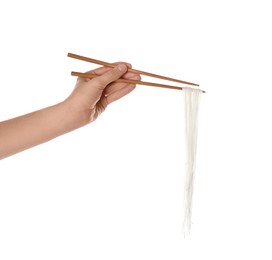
[0,63,140,159]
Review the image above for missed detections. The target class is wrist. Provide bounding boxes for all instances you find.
[61,99,91,129]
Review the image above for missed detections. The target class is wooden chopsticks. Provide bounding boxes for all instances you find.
[71,71,184,90]
[68,53,204,92]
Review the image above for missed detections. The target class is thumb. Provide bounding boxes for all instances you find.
[90,64,128,92]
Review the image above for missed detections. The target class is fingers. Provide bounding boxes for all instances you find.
[92,64,128,90]
[104,74,141,96]
[91,64,140,105]
[114,62,132,69]
[106,84,136,104]
[72,62,139,111]
[84,62,132,77]
[77,62,134,83]
[79,64,127,94]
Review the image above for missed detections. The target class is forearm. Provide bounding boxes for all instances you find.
[0,101,86,159]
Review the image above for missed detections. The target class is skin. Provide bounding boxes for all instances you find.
[0,62,140,159]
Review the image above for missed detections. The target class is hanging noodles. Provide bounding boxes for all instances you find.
[183,87,202,235]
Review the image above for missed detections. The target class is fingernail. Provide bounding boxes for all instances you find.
[117,64,127,72]
[132,75,141,80]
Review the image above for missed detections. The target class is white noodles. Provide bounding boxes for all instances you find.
[183,87,202,235]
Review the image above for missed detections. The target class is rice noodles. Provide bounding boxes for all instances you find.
[183,87,202,235]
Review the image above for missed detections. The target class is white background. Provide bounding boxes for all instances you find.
[1,0,272,259]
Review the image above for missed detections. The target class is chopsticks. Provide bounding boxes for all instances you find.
[68,53,205,92]
[71,71,184,91]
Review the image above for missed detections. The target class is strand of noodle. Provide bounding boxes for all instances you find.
[183,87,202,235]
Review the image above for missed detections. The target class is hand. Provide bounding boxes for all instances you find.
[65,62,141,124]
[0,62,140,159]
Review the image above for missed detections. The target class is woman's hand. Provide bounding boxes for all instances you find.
[65,62,141,124]
[0,62,140,159]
